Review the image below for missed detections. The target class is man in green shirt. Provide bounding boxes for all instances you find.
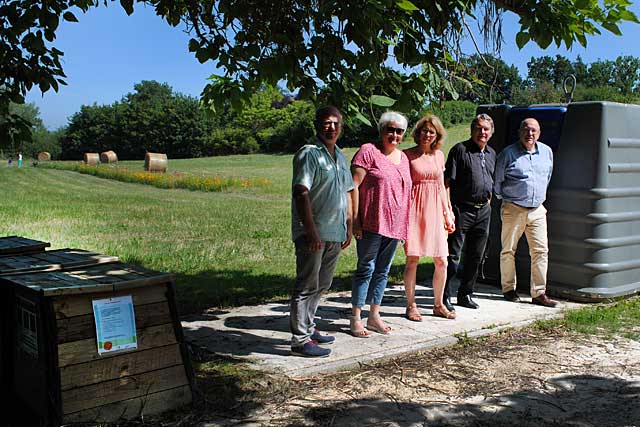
[290,106,354,357]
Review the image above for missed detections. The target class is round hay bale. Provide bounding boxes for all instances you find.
[100,150,118,164]
[83,153,99,165]
[144,152,168,173]
[37,152,51,161]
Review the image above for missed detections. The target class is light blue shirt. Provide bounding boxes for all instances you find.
[291,138,355,242]
[494,141,553,208]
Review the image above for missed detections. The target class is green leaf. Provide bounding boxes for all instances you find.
[515,31,530,49]
[62,11,78,22]
[188,39,199,52]
[619,10,639,23]
[396,0,419,11]
[602,22,622,36]
[353,111,372,126]
[574,0,590,10]
[120,0,134,15]
[370,94,396,107]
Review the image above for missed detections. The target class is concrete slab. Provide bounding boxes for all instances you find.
[182,282,582,378]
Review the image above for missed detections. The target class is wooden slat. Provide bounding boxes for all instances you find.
[61,365,189,414]
[58,323,178,367]
[3,263,174,296]
[60,344,184,390]
[0,236,49,255]
[56,301,172,344]
[53,285,168,319]
[62,384,191,423]
[0,249,118,276]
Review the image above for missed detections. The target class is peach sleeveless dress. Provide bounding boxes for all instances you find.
[403,148,448,257]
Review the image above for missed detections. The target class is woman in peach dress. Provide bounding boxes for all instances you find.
[403,115,456,320]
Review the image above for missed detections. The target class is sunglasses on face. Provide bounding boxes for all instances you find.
[321,120,342,128]
[385,126,405,135]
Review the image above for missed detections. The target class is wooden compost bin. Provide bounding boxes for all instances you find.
[0,236,51,406]
[3,262,194,425]
[0,235,50,256]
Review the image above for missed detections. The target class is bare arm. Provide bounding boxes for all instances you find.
[342,190,353,249]
[293,184,323,251]
[351,165,367,240]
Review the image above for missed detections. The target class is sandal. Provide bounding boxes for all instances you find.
[433,304,457,319]
[405,304,423,322]
[349,316,371,338]
[366,319,392,334]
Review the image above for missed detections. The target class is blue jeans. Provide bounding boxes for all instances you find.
[352,231,399,307]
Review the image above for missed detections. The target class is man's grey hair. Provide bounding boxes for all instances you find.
[470,113,494,132]
[378,111,408,134]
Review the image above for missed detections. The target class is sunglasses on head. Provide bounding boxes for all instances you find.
[385,126,405,135]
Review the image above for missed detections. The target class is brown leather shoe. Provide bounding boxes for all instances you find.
[531,293,558,308]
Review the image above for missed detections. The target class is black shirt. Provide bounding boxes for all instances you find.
[444,139,496,205]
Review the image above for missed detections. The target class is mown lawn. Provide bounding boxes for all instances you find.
[0,125,469,314]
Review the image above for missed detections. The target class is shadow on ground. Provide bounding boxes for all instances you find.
[292,374,640,426]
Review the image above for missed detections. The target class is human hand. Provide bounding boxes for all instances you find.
[353,219,363,240]
[342,230,352,249]
[307,230,324,252]
[444,211,456,234]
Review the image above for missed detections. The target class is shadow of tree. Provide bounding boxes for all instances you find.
[295,374,640,426]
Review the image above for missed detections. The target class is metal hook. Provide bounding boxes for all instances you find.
[563,74,576,104]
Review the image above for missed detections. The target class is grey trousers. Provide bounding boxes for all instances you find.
[290,236,342,347]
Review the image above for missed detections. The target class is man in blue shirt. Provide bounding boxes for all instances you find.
[290,106,355,357]
[494,118,557,307]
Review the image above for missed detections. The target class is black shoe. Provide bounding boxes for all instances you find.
[503,290,521,302]
[457,294,479,309]
[311,331,335,345]
[291,341,331,357]
[444,297,455,312]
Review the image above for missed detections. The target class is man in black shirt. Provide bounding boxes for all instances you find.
[443,114,497,310]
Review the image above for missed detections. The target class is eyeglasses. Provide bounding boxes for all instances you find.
[385,126,405,135]
[321,120,342,128]
[419,127,437,135]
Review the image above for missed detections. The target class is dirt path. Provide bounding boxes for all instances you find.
[201,329,640,426]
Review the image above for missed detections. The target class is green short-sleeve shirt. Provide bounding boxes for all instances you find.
[291,138,355,242]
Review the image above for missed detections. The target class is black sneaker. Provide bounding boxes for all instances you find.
[311,331,336,345]
[291,341,331,358]
[503,290,521,302]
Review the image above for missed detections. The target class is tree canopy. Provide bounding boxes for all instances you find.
[1,0,638,142]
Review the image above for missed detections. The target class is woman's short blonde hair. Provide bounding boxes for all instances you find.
[411,114,446,150]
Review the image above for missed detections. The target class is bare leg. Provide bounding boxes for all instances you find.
[403,256,422,321]
[367,304,392,333]
[350,306,370,337]
[433,256,455,319]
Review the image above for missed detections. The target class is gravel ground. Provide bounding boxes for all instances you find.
[199,328,640,427]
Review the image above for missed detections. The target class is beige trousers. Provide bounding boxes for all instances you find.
[500,202,548,297]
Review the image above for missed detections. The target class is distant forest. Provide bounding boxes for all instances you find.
[7,54,640,160]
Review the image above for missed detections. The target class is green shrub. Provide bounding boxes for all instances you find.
[425,100,477,127]
[206,128,260,155]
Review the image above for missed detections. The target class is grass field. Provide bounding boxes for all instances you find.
[0,125,470,314]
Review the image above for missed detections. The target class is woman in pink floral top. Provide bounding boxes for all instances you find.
[350,111,412,337]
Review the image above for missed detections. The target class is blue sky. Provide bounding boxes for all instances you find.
[26,3,640,130]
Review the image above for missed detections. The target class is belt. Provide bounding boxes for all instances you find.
[460,200,489,209]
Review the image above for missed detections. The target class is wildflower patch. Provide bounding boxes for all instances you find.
[42,162,270,192]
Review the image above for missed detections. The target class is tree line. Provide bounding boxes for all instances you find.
[9,54,640,160]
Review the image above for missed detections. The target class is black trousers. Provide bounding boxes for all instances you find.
[444,203,491,299]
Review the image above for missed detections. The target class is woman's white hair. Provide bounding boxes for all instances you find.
[378,111,408,134]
